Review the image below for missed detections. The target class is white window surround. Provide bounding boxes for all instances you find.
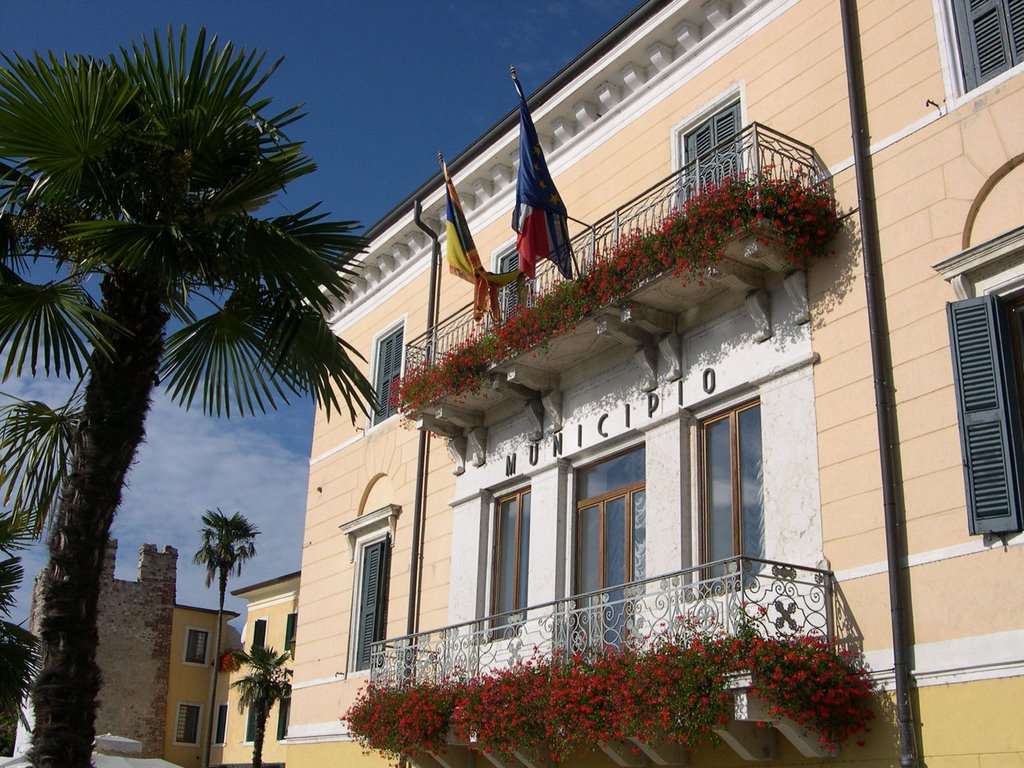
[932,0,1024,108]
[173,702,202,747]
[339,504,401,563]
[182,626,210,666]
[933,224,1024,299]
[669,85,745,171]
[342,507,399,673]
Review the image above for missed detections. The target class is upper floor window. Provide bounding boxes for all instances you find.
[678,100,742,204]
[183,628,209,665]
[284,612,298,658]
[575,446,647,595]
[951,0,1023,91]
[701,400,764,572]
[372,326,404,425]
[251,618,267,650]
[277,697,292,741]
[497,250,521,319]
[492,488,531,623]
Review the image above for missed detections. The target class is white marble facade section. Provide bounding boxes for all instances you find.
[447,280,824,623]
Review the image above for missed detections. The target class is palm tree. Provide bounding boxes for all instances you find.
[232,645,292,768]
[0,29,374,768]
[193,509,258,768]
[0,515,39,711]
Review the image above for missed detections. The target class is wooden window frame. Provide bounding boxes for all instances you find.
[491,488,531,620]
[573,446,646,595]
[699,399,763,564]
[351,535,391,672]
[214,702,228,746]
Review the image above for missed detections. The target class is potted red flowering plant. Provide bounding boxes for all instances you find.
[396,176,841,413]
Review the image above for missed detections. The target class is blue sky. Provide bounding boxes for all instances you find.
[3,0,639,625]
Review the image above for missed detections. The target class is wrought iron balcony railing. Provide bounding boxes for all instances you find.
[370,556,833,687]
[405,122,827,373]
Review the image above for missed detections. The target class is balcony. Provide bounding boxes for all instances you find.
[370,557,831,687]
[400,124,835,436]
[361,558,852,766]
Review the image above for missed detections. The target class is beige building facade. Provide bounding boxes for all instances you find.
[212,572,299,768]
[287,0,1024,766]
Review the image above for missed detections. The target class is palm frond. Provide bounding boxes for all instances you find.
[161,293,289,417]
[0,518,40,706]
[0,51,134,202]
[0,281,117,380]
[192,508,259,589]
[259,298,376,421]
[0,392,81,533]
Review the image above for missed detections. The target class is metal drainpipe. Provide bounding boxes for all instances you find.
[839,1,918,766]
[407,201,441,637]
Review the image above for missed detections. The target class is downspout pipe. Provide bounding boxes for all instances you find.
[839,1,918,766]
[407,201,441,637]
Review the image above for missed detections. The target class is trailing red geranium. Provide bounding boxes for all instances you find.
[396,175,840,413]
[344,632,873,765]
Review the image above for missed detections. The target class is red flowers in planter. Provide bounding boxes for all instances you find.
[396,176,841,414]
[343,634,873,764]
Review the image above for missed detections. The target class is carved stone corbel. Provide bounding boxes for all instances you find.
[446,435,467,476]
[541,390,563,434]
[745,290,772,343]
[783,270,810,324]
[524,399,544,443]
[658,332,682,382]
[635,343,658,392]
[467,427,487,468]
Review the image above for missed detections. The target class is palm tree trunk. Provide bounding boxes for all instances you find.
[252,704,267,768]
[29,272,169,768]
[202,572,228,768]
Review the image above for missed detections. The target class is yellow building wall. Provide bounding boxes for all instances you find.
[164,606,229,768]
[289,0,1024,764]
[216,576,299,767]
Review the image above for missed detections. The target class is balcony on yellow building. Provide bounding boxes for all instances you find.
[366,556,842,766]
[400,123,837,439]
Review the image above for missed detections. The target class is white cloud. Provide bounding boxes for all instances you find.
[7,382,312,637]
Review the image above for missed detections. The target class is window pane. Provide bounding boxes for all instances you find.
[738,405,765,559]
[517,492,531,609]
[177,704,200,744]
[185,629,208,664]
[705,417,734,564]
[578,505,601,593]
[251,619,266,650]
[604,496,626,588]
[632,490,647,581]
[494,497,518,615]
[215,704,228,744]
[578,447,645,500]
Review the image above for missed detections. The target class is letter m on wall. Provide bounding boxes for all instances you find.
[948,295,1024,535]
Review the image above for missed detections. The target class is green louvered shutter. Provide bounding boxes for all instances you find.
[251,618,266,649]
[954,0,1023,89]
[684,101,742,195]
[355,537,390,670]
[284,612,297,656]
[948,296,1024,534]
[373,328,404,424]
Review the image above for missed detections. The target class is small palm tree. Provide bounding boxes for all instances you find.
[232,645,291,768]
[194,509,259,768]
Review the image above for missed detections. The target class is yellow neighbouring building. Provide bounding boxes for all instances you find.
[283,0,1024,766]
[211,571,300,768]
